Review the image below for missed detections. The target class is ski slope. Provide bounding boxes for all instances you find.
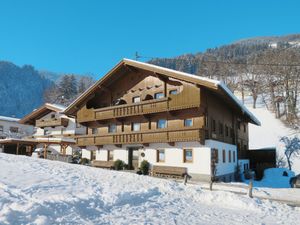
[0,153,299,225]
[248,107,300,174]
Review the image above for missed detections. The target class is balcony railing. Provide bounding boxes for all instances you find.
[36,117,69,128]
[78,93,201,123]
[76,128,205,146]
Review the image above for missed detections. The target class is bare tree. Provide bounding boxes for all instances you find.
[280,136,300,171]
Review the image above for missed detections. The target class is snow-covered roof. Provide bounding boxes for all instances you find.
[45,103,66,112]
[0,115,20,122]
[65,58,260,125]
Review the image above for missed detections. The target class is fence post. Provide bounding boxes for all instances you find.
[248,180,253,198]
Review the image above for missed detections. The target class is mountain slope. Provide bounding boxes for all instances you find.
[0,61,52,117]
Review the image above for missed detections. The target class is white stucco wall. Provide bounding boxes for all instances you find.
[205,139,237,176]
[82,149,91,159]
[92,140,238,177]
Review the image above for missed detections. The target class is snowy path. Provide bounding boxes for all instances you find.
[0,153,300,225]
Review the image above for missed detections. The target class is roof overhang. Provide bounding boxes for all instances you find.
[64,58,261,126]
[19,103,66,125]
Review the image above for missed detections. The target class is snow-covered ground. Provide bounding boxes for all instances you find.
[0,153,300,225]
[236,94,300,174]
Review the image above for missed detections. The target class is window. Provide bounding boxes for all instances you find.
[157,149,165,162]
[154,92,164,99]
[183,149,193,163]
[131,122,141,132]
[92,128,98,135]
[237,121,241,130]
[222,149,226,163]
[211,119,216,133]
[121,122,125,132]
[51,114,55,119]
[225,125,229,137]
[243,124,246,133]
[91,151,96,161]
[132,96,141,103]
[108,151,114,161]
[244,144,247,151]
[212,148,219,163]
[0,126,3,133]
[219,122,223,135]
[148,120,151,130]
[108,124,117,133]
[184,119,193,127]
[233,151,236,163]
[10,127,18,133]
[230,128,234,138]
[169,89,178,95]
[44,129,49,136]
[157,119,167,129]
[228,150,231,163]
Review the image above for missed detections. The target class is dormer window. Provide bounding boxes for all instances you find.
[154,92,164,99]
[169,89,178,95]
[132,96,141,103]
[51,114,55,119]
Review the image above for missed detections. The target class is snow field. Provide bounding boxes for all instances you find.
[0,153,300,225]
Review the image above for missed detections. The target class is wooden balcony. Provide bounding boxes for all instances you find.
[78,92,201,123]
[36,117,69,128]
[76,128,205,147]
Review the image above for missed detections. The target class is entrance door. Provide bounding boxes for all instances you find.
[127,147,139,170]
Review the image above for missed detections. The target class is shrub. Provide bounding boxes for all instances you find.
[80,158,90,165]
[114,159,125,171]
[140,160,150,175]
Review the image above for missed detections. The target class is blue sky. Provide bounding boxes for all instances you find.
[0,0,299,78]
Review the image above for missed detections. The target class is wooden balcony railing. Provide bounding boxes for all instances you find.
[76,128,205,146]
[36,117,69,128]
[78,94,201,123]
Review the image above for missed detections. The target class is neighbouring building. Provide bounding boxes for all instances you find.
[2,103,86,158]
[0,115,34,154]
[64,59,261,181]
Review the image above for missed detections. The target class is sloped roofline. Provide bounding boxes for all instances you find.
[19,103,66,125]
[64,58,261,126]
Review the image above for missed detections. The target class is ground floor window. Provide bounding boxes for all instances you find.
[233,151,236,163]
[91,151,96,161]
[157,149,165,162]
[212,148,219,163]
[228,150,231,163]
[183,149,193,163]
[108,150,114,161]
[222,149,226,163]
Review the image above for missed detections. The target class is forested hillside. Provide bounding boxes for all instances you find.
[0,62,52,117]
[0,61,95,118]
[149,34,300,128]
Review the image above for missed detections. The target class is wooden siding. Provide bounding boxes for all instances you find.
[36,117,69,128]
[77,80,201,123]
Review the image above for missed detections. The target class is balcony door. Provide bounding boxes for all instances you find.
[127,147,139,170]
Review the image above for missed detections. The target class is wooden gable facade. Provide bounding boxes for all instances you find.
[65,59,260,159]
